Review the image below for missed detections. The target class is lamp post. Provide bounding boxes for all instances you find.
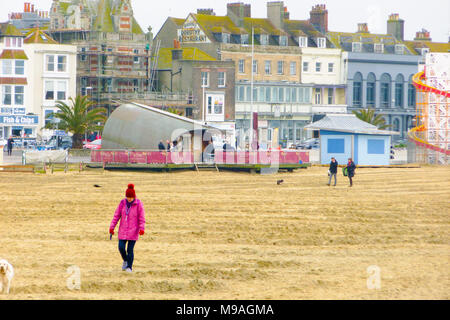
[248,26,255,151]
[85,87,93,143]
[52,117,61,148]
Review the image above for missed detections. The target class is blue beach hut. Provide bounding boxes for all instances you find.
[305,114,400,166]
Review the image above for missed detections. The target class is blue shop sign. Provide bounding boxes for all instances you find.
[0,115,39,125]
[14,108,26,115]
[54,130,68,136]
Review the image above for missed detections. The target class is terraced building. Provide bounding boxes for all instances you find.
[156,2,348,149]
[325,15,450,141]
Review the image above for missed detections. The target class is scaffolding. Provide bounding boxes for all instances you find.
[50,29,152,114]
[49,30,195,116]
[409,53,449,165]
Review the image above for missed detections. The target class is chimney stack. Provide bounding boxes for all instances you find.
[172,49,183,61]
[357,23,369,33]
[414,29,432,41]
[309,4,328,33]
[197,9,215,16]
[227,2,251,28]
[387,14,405,41]
[267,1,285,30]
[283,6,290,20]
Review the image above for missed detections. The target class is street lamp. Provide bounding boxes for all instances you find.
[85,87,93,143]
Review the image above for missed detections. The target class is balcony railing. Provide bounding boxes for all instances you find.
[95,91,197,105]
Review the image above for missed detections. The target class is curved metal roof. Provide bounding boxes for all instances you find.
[102,102,221,150]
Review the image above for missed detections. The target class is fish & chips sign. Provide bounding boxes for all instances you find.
[0,115,38,125]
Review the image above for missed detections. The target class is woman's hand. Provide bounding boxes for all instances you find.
[139,230,145,236]
[109,228,115,235]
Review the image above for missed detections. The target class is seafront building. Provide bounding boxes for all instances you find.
[156,2,348,148]
[0,23,77,142]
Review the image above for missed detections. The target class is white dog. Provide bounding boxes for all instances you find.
[0,259,14,294]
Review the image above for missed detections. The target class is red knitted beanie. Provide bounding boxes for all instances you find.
[126,184,136,198]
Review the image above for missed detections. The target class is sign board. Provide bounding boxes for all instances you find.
[0,115,39,125]
[1,108,25,115]
[206,93,225,122]
[54,130,68,137]
[258,120,268,128]
[179,16,209,43]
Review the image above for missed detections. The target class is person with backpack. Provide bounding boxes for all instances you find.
[327,157,338,186]
[346,158,356,187]
[109,184,146,273]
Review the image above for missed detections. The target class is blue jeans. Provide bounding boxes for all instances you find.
[328,173,337,186]
[118,240,136,270]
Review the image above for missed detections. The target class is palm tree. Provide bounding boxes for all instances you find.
[44,96,107,149]
[352,108,391,130]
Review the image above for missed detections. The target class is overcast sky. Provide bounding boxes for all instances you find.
[1,0,449,42]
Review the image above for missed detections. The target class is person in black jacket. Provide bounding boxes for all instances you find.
[327,157,338,186]
[7,136,14,156]
[346,158,356,187]
[158,141,165,151]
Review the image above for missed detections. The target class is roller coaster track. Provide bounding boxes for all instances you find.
[409,71,450,157]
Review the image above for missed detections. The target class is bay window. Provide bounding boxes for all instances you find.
[14,86,24,105]
[2,60,12,75]
[15,60,24,75]
[3,86,12,105]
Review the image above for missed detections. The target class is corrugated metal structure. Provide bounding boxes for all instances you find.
[102,102,222,161]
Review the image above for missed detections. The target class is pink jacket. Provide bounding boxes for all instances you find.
[110,199,146,241]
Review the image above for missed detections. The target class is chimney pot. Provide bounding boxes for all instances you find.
[357,23,369,33]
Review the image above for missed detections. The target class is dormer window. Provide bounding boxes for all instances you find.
[222,33,230,44]
[352,42,362,52]
[260,34,269,46]
[279,35,288,47]
[4,37,23,48]
[395,44,405,55]
[317,37,326,48]
[374,43,384,54]
[298,36,308,48]
[241,34,249,45]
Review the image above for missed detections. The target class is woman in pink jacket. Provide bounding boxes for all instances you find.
[109,184,146,273]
